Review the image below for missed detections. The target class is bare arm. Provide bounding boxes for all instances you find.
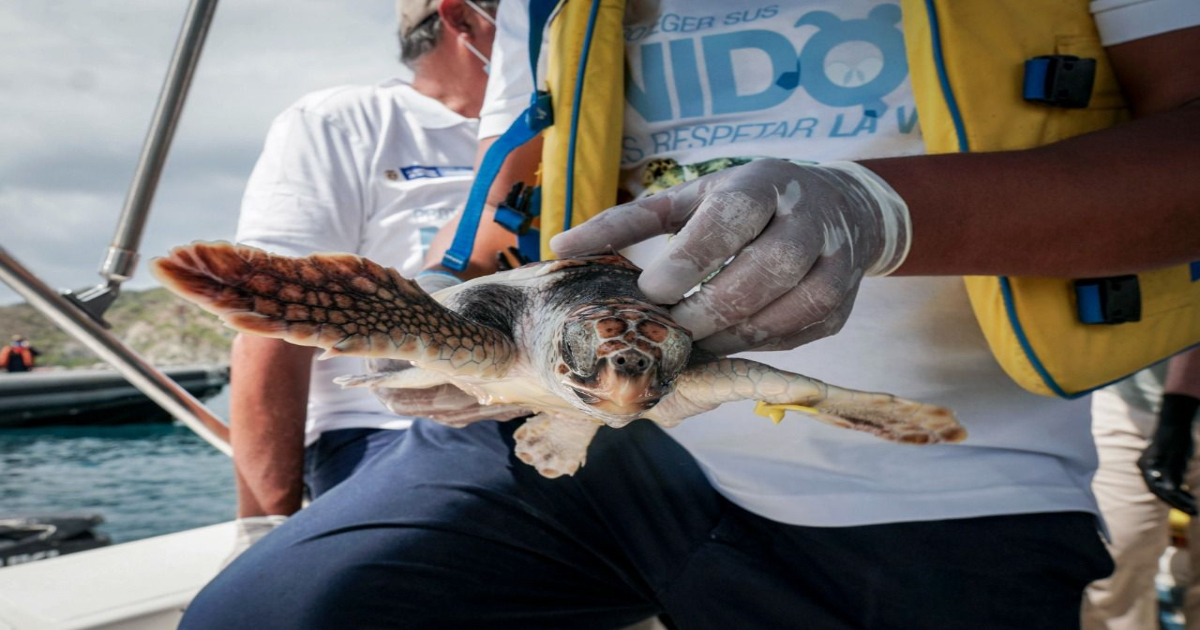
[229,334,314,518]
[869,26,1200,277]
[551,27,1200,354]
[425,135,544,278]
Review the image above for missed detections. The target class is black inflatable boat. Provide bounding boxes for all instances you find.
[0,364,228,428]
[0,514,112,567]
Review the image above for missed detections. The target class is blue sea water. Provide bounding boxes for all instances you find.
[0,388,236,544]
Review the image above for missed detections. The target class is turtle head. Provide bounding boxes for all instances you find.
[555,300,692,425]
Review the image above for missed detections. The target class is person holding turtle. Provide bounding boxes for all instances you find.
[217,0,498,563]
[183,1,1200,628]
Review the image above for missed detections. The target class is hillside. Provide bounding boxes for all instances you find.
[0,287,234,368]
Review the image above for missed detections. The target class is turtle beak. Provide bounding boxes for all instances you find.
[593,371,661,415]
[585,349,665,415]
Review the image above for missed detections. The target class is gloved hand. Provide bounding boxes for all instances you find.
[550,159,911,354]
[222,515,288,568]
[1138,393,1200,515]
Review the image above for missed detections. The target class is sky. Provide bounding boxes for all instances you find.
[0,1,406,306]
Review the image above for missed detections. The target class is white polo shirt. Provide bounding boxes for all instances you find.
[237,78,478,445]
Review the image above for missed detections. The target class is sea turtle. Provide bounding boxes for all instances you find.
[151,242,966,478]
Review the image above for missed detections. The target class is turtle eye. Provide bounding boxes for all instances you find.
[655,327,691,379]
[560,321,598,374]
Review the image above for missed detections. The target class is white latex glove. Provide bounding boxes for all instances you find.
[550,159,911,355]
[222,515,288,568]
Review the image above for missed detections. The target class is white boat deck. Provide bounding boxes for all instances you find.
[0,522,234,630]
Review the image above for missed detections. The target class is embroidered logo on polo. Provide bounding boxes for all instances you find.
[621,3,917,165]
[396,165,474,180]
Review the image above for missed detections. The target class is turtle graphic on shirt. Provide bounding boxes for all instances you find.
[152,242,966,478]
[641,157,755,193]
[640,157,821,196]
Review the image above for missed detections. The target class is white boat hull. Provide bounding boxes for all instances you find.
[0,522,234,630]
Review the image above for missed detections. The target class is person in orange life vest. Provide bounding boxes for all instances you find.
[1,334,40,373]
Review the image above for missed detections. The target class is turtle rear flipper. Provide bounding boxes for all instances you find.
[151,242,516,378]
[513,413,601,478]
[648,359,966,445]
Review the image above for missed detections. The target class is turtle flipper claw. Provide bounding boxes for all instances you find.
[333,373,382,388]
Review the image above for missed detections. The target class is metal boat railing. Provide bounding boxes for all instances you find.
[0,0,231,455]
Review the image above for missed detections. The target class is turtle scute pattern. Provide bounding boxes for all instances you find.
[150,242,514,377]
[570,300,684,365]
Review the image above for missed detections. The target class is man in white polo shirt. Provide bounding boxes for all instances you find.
[222,0,498,559]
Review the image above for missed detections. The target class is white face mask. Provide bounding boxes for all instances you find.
[461,0,495,73]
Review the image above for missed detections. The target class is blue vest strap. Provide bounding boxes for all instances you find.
[442,93,552,271]
[441,0,561,273]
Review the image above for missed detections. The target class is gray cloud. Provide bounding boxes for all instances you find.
[0,1,406,305]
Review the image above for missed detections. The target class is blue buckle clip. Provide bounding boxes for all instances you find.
[1075,275,1141,324]
[1023,55,1095,109]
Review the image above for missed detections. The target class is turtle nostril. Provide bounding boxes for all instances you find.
[612,350,651,375]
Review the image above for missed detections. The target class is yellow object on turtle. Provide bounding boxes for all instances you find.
[754,401,822,426]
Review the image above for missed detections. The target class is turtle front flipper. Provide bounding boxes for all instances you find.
[150,242,515,377]
[513,413,602,478]
[646,359,966,445]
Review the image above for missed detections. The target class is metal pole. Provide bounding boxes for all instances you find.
[0,246,232,456]
[100,0,220,284]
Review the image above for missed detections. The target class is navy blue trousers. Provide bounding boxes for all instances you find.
[183,419,1112,629]
[304,427,406,499]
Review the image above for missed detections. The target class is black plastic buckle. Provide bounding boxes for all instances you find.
[1023,55,1095,108]
[493,182,537,235]
[1075,275,1141,324]
[525,90,554,130]
[495,246,533,271]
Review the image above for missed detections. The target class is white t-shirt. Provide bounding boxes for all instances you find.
[237,78,479,446]
[484,1,926,195]
[479,0,1198,527]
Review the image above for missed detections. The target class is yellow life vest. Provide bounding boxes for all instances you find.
[532,0,1200,398]
[903,0,1200,397]
[538,0,626,258]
